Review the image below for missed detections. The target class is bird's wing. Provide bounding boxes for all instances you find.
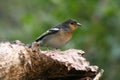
[35,26,60,42]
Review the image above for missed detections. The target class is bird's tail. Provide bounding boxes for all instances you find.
[35,38,42,44]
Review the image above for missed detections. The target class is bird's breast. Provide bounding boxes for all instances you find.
[43,30,72,48]
[59,30,72,42]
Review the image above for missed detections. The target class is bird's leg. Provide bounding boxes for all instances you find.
[53,48,60,52]
[46,47,50,51]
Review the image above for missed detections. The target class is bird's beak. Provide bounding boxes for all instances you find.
[77,22,82,26]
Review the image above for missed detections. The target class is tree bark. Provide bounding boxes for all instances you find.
[0,40,104,80]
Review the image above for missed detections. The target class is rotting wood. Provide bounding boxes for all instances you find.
[0,40,104,80]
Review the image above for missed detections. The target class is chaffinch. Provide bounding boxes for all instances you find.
[35,19,81,49]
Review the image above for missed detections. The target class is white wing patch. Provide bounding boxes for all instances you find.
[50,27,60,31]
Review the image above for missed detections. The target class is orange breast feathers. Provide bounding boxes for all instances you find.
[58,29,73,43]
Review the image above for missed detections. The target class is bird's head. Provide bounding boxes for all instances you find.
[62,19,82,32]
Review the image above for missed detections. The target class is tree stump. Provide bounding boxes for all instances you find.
[0,40,104,80]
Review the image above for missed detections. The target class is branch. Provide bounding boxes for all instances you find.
[0,40,104,80]
[93,69,104,80]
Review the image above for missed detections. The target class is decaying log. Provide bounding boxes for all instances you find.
[0,40,104,80]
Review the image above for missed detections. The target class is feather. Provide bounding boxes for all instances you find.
[35,26,60,42]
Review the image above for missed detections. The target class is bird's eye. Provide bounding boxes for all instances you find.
[70,22,74,25]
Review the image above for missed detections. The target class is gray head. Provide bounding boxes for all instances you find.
[61,19,82,32]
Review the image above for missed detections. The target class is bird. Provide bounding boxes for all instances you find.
[35,19,82,49]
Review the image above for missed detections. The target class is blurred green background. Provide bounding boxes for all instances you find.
[0,0,120,80]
